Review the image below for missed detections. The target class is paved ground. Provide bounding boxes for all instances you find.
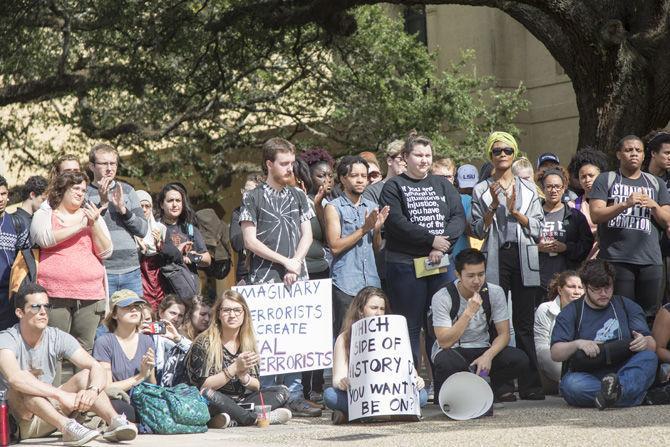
[19,396,670,446]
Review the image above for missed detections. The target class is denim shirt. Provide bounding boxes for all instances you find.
[328,194,381,296]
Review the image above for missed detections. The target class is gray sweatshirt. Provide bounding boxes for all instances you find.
[87,181,148,274]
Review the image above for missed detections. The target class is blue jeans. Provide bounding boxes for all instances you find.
[560,350,658,407]
[385,262,451,369]
[261,373,303,403]
[107,268,143,297]
[323,387,428,413]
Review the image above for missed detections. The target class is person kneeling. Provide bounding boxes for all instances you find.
[324,287,428,424]
[550,259,658,410]
[0,282,137,446]
[185,290,291,427]
[431,249,530,404]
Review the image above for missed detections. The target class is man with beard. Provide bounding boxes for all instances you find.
[325,155,389,339]
[240,137,320,417]
[551,259,657,410]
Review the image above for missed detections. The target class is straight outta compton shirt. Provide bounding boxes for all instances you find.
[590,171,670,266]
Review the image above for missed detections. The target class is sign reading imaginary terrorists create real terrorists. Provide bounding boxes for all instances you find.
[233,279,333,375]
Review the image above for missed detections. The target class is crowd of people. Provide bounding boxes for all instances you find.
[2,129,670,444]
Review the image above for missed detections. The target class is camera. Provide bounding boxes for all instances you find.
[187,252,203,264]
[146,321,166,335]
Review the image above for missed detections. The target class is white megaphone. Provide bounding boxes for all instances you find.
[438,371,494,420]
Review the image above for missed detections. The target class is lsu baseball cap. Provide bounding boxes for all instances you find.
[456,164,479,188]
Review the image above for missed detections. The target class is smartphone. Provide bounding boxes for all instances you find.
[82,197,92,208]
[239,403,255,411]
[187,252,203,264]
[146,321,166,335]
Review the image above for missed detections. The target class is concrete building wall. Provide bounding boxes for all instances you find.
[425,5,579,166]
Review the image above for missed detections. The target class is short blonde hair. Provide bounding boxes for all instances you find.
[384,140,404,158]
[512,157,533,177]
[88,143,118,164]
[431,157,455,174]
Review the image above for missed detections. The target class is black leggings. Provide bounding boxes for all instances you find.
[611,262,663,318]
[498,244,543,394]
[206,387,289,426]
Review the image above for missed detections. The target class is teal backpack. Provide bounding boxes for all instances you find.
[131,382,210,434]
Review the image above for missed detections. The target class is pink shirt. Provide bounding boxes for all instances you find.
[37,215,106,300]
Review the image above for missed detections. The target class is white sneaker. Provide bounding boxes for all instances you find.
[102,414,138,442]
[269,408,292,425]
[62,419,100,446]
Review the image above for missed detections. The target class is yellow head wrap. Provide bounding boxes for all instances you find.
[485,131,519,159]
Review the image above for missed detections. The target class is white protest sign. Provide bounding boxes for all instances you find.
[348,315,421,421]
[234,279,333,376]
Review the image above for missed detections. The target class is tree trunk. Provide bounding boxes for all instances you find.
[243,0,670,158]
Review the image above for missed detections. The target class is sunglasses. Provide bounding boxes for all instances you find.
[491,147,515,157]
[26,303,53,314]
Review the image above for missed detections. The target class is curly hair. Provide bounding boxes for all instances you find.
[567,147,609,180]
[546,270,580,301]
[538,166,569,188]
[47,171,90,209]
[299,147,335,169]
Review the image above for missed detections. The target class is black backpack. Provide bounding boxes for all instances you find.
[194,209,232,280]
[428,282,498,342]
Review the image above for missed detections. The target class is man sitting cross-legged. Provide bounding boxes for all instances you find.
[0,282,138,445]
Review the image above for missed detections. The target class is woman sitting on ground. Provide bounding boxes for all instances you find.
[180,294,211,340]
[533,271,583,394]
[185,290,292,427]
[93,290,157,422]
[324,286,428,424]
[141,294,192,386]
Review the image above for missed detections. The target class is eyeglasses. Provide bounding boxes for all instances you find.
[221,307,244,316]
[94,161,117,167]
[27,303,52,314]
[543,184,563,191]
[491,147,515,157]
[368,172,382,180]
[587,285,613,296]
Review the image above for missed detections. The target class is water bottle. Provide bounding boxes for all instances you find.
[0,390,9,447]
[478,369,491,385]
